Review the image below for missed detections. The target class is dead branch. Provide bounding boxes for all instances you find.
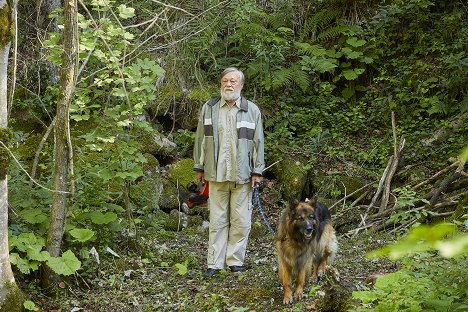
[380,113,405,212]
[329,181,375,212]
[367,158,392,211]
[429,172,462,206]
[350,188,372,208]
[411,161,460,191]
[29,117,56,188]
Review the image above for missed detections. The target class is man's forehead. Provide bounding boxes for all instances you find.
[222,71,240,80]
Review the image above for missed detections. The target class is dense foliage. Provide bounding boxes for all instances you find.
[4,0,467,310]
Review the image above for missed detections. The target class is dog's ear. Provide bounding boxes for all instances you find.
[288,199,299,219]
[307,196,317,206]
[290,199,299,208]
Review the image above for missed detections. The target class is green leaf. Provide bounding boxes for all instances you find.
[23,301,39,311]
[342,87,355,99]
[89,211,118,225]
[19,209,48,224]
[9,253,32,274]
[342,68,365,80]
[174,263,188,275]
[27,249,50,262]
[69,228,95,242]
[118,5,135,19]
[346,37,366,47]
[47,250,81,276]
[460,146,468,162]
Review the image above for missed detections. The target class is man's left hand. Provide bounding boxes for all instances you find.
[251,175,263,188]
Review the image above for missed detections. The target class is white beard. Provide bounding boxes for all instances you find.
[221,89,241,102]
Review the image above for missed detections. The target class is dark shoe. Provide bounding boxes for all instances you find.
[203,268,220,277]
[229,265,247,273]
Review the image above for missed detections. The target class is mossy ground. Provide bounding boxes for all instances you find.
[26,196,398,312]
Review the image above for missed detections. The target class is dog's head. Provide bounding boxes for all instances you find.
[288,199,317,241]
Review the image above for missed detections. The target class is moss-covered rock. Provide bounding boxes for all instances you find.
[134,127,176,156]
[272,157,308,202]
[165,209,186,231]
[187,214,203,228]
[167,158,196,189]
[158,179,179,210]
[0,281,25,312]
[14,133,45,160]
[143,153,160,174]
[190,203,209,220]
[130,176,162,210]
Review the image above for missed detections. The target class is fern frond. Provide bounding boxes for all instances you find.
[290,64,310,91]
[270,65,310,92]
[295,42,327,57]
[271,67,294,89]
[300,9,340,41]
[317,25,349,43]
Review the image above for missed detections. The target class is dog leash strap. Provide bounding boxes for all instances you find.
[253,187,276,236]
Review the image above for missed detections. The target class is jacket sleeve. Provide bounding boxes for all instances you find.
[193,104,206,172]
[252,108,265,176]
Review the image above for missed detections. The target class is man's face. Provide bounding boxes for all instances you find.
[220,71,243,102]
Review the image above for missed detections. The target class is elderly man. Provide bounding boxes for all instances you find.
[193,67,265,277]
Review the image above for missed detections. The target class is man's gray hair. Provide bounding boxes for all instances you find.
[221,67,245,85]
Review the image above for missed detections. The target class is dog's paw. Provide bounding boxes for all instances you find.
[294,289,305,301]
[283,293,294,305]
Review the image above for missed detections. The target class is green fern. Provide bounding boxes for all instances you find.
[316,25,349,43]
[300,9,340,41]
[270,64,309,92]
[295,42,327,57]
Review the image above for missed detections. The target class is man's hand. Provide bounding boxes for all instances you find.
[196,171,205,184]
[251,175,262,188]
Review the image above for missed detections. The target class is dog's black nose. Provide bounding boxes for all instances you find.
[305,227,313,234]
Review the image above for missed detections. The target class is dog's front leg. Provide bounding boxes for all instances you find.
[279,265,294,304]
[294,268,307,301]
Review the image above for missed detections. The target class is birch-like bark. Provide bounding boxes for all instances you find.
[0,0,20,308]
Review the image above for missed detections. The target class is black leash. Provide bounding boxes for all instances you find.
[252,186,276,237]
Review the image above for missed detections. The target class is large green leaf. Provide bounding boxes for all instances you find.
[47,250,81,276]
[346,37,366,47]
[69,228,95,242]
[90,211,118,224]
[342,68,365,80]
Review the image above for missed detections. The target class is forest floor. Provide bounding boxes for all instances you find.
[29,201,400,312]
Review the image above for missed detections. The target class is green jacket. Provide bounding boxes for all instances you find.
[193,96,265,184]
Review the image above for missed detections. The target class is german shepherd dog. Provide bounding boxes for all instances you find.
[275,199,338,304]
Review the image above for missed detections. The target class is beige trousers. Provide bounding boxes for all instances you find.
[207,181,253,269]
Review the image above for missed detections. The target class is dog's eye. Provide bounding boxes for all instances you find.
[309,215,314,219]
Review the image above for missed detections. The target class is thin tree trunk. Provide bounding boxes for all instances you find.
[44,0,78,289]
[0,1,23,310]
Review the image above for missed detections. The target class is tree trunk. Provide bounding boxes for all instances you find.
[0,1,24,310]
[43,0,78,289]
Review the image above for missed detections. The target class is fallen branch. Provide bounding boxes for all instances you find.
[329,181,375,212]
[429,172,462,206]
[411,161,460,191]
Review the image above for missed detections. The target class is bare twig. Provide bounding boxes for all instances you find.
[29,117,56,187]
[0,141,70,194]
[329,181,375,211]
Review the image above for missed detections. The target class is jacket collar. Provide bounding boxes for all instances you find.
[208,96,248,112]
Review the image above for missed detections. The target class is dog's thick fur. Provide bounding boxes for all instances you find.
[275,199,338,304]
